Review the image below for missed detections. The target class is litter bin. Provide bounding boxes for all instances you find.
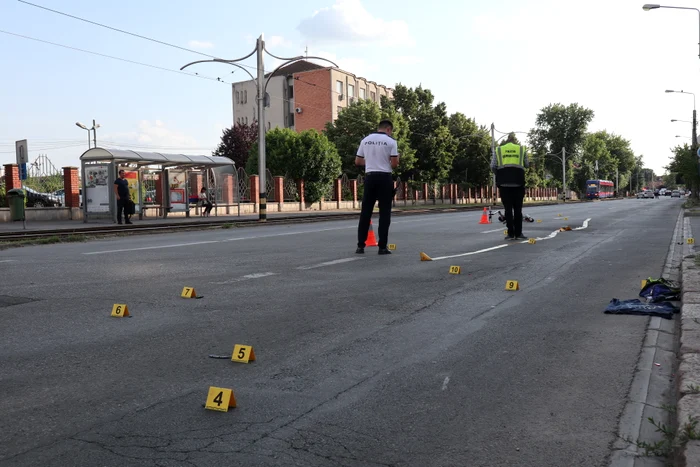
[7,188,26,221]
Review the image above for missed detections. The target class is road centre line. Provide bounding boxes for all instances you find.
[296,257,362,270]
[481,228,505,233]
[211,272,278,285]
[430,218,592,261]
[0,259,18,263]
[83,240,219,255]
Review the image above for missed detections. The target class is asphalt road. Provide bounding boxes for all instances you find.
[0,197,684,467]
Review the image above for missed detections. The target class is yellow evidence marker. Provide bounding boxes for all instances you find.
[449,266,461,275]
[205,386,236,412]
[536,219,542,223]
[505,280,520,291]
[503,230,508,236]
[688,238,695,245]
[388,244,397,250]
[528,238,536,244]
[111,304,130,317]
[181,286,198,298]
[558,214,562,217]
[641,279,648,289]
[564,217,569,221]
[232,344,256,363]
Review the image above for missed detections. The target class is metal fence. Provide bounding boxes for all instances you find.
[283,175,299,202]
[24,155,64,207]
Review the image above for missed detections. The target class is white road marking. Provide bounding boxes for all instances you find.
[442,376,450,391]
[211,272,278,285]
[0,259,18,263]
[431,244,509,261]
[431,218,593,259]
[481,228,506,233]
[296,258,362,270]
[83,240,220,255]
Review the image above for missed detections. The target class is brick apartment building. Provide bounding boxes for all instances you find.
[231,60,393,133]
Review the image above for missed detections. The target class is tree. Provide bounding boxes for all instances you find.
[666,143,699,195]
[528,103,594,189]
[213,121,259,169]
[323,97,415,178]
[247,128,342,204]
[391,84,454,181]
[447,113,492,187]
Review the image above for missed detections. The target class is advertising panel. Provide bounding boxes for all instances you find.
[168,170,187,212]
[84,165,110,213]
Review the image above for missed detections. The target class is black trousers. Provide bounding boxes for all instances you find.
[116,198,127,223]
[500,186,525,237]
[202,200,213,215]
[357,172,393,249]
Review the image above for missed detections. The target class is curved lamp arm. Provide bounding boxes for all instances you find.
[180,59,257,85]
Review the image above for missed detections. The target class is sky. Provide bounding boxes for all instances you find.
[2,0,700,175]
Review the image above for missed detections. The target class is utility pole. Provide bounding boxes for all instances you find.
[180,35,337,222]
[616,167,619,197]
[92,119,98,148]
[562,147,566,203]
[490,123,497,205]
[256,36,267,221]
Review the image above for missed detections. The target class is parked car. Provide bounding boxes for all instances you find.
[22,187,62,207]
[672,190,681,198]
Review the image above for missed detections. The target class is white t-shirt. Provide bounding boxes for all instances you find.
[357,132,399,173]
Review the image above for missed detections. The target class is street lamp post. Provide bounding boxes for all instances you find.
[645,4,700,190]
[666,90,696,152]
[76,120,100,149]
[181,35,337,221]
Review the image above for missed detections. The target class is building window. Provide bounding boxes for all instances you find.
[288,84,294,99]
[245,117,248,125]
[348,84,355,98]
[244,90,247,104]
[370,91,376,101]
[359,88,366,99]
[336,80,343,96]
[236,91,239,104]
[268,122,271,130]
[289,113,295,127]
[337,106,343,115]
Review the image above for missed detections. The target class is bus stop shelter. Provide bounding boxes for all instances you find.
[79,148,235,223]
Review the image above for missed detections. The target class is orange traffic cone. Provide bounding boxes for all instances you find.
[479,207,490,224]
[365,220,378,247]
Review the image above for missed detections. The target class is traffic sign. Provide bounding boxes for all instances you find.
[15,140,28,165]
[19,163,27,181]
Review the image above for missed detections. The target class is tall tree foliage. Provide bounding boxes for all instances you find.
[666,143,699,195]
[528,103,594,189]
[247,128,342,203]
[213,121,259,169]
[324,98,415,178]
[392,84,455,181]
[447,113,492,187]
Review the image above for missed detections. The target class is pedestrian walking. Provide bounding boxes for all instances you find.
[355,120,400,255]
[491,141,529,240]
[114,169,132,225]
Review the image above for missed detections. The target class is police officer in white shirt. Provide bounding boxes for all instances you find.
[355,120,400,255]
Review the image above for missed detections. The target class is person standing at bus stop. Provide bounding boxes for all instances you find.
[355,120,400,255]
[491,140,528,240]
[114,169,132,225]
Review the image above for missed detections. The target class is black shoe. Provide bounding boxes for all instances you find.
[378,248,392,255]
[504,236,514,240]
[515,235,527,240]
[125,220,133,225]
[118,221,122,224]
[355,247,365,254]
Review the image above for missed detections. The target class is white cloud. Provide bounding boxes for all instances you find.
[298,0,414,46]
[188,40,214,50]
[266,35,291,48]
[102,120,209,155]
[389,55,424,65]
[307,49,377,78]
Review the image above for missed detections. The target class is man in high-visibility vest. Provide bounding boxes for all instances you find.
[491,141,529,240]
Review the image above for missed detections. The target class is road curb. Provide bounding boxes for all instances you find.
[677,213,700,466]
